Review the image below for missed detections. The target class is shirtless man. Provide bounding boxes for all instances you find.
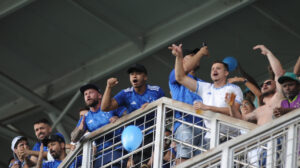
[231,45,285,125]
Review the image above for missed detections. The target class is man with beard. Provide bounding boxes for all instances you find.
[231,45,285,125]
[25,119,73,165]
[71,84,122,168]
[101,63,165,114]
[273,72,300,117]
[36,134,71,168]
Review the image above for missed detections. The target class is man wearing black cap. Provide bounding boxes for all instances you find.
[274,72,300,117]
[101,63,165,115]
[36,134,70,168]
[71,83,122,167]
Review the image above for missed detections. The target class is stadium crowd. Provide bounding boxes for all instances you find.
[9,44,300,168]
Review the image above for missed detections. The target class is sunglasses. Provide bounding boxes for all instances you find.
[260,81,272,87]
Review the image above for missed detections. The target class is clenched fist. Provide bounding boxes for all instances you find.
[107,78,119,88]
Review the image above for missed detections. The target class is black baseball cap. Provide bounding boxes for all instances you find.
[42,134,65,146]
[183,48,200,57]
[80,84,101,94]
[127,63,147,75]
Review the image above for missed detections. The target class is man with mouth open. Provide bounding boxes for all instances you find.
[169,43,243,147]
[101,63,165,115]
[101,63,165,167]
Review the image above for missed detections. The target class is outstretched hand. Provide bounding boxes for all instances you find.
[199,46,209,57]
[107,78,119,88]
[253,45,272,56]
[168,44,183,57]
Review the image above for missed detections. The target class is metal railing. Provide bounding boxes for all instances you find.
[179,107,300,168]
[59,97,257,168]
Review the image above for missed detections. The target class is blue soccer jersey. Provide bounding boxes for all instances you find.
[169,69,204,132]
[114,84,165,113]
[42,160,76,168]
[76,108,120,151]
[76,108,115,132]
[42,160,61,168]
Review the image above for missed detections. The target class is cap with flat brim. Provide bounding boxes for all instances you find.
[278,72,300,84]
[42,134,65,147]
[11,136,27,159]
[127,63,147,75]
[11,136,27,152]
[80,84,100,94]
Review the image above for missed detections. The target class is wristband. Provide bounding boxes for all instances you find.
[243,79,248,84]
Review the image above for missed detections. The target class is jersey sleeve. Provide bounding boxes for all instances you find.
[233,85,243,104]
[114,90,126,107]
[169,69,177,84]
[195,81,211,97]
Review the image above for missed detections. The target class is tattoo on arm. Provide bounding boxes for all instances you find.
[71,127,85,143]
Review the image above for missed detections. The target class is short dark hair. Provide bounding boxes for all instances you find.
[33,118,51,126]
[212,60,229,71]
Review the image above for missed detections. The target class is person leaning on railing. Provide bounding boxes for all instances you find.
[101,64,165,167]
[168,43,209,165]
[170,43,243,152]
[71,84,122,168]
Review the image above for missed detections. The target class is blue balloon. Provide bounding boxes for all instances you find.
[121,125,143,152]
[223,57,238,72]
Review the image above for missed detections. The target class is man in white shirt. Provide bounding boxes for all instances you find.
[169,43,243,142]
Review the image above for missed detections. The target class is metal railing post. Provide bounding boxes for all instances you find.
[153,104,165,168]
[221,147,230,167]
[210,118,218,149]
[82,141,92,168]
[285,124,296,168]
[266,140,273,168]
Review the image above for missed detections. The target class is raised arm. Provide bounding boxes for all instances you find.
[35,144,44,168]
[184,46,209,73]
[253,45,285,80]
[293,56,300,76]
[101,78,119,111]
[228,77,261,103]
[168,44,197,92]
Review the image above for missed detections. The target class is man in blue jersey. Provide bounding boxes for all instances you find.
[101,63,165,167]
[36,134,73,168]
[168,45,209,164]
[101,63,165,114]
[17,119,70,166]
[71,84,122,168]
